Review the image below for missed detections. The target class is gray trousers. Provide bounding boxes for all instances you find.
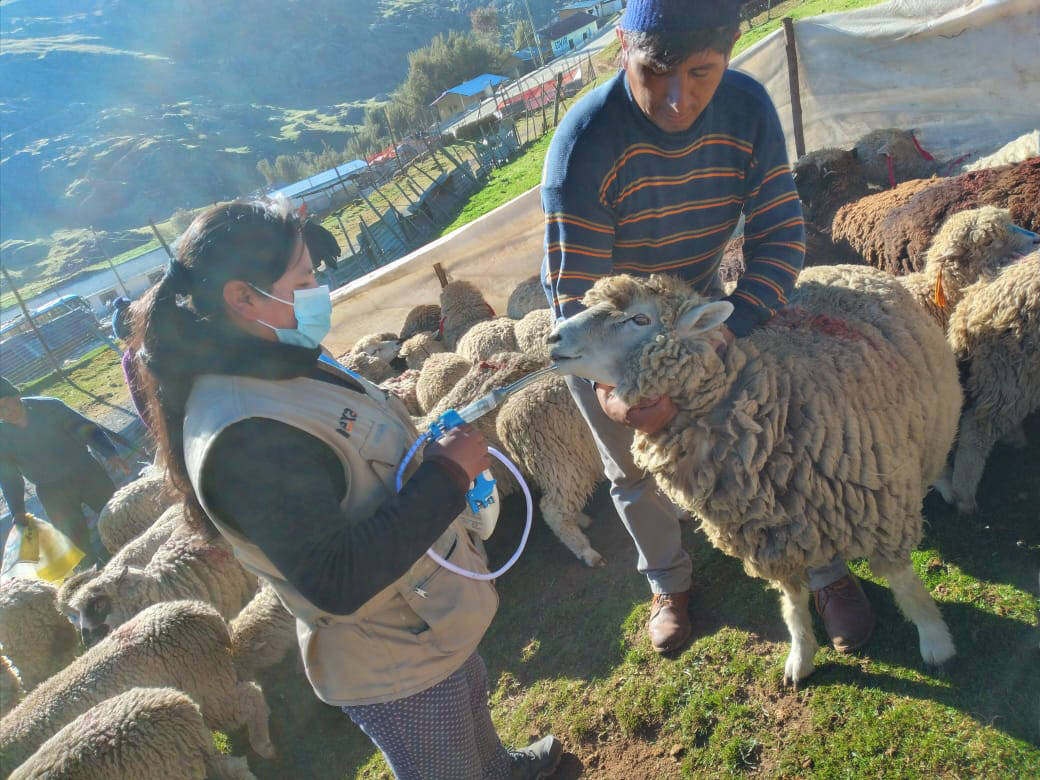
[342,652,510,780]
[566,376,848,594]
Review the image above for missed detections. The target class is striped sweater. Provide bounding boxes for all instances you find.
[541,69,805,338]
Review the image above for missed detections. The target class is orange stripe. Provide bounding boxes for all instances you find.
[743,273,785,299]
[731,289,767,309]
[600,136,753,197]
[745,216,803,239]
[757,241,806,252]
[547,243,612,259]
[555,271,609,281]
[748,192,800,220]
[754,257,800,275]
[545,214,614,234]
[617,195,744,226]
[617,170,744,205]
[614,221,736,249]
[614,245,726,273]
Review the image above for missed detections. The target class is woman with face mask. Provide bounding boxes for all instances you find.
[137,198,561,780]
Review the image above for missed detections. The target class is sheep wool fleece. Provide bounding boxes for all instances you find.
[183,361,498,706]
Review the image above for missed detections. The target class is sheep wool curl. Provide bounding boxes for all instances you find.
[351,331,401,364]
[507,275,549,320]
[439,280,495,351]
[380,368,423,417]
[96,464,174,554]
[8,687,259,780]
[558,266,961,678]
[228,581,298,682]
[514,308,555,360]
[0,578,79,693]
[400,303,441,341]
[399,331,445,371]
[899,206,1037,330]
[1,655,22,719]
[939,251,1040,514]
[65,524,258,647]
[415,352,472,415]
[962,130,1039,172]
[0,600,275,769]
[456,317,519,363]
[336,350,395,383]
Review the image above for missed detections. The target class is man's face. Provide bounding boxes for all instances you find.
[620,30,735,134]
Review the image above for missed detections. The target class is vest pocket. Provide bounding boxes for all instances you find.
[399,534,498,656]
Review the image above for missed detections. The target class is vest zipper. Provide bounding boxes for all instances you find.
[414,587,429,599]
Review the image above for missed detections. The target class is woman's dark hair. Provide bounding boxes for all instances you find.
[621,25,739,70]
[138,198,306,534]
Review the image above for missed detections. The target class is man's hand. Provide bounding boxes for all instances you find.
[107,456,133,477]
[595,384,677,434]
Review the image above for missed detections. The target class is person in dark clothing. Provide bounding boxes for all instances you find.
[135,197,562,780]
[0,377,131,565]
[111,296,133,341]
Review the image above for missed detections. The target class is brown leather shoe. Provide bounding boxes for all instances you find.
[813,573,876,654]
[648,590,692,653]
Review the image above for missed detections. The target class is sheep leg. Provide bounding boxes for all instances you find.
[231,681,276,759]
[539,495,604,567]
[949,405,999,515]
[205,753,260,780]
[870,557,955,669]
[778,580,818,687]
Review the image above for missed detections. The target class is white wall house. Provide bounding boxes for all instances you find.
[539,12,600,57]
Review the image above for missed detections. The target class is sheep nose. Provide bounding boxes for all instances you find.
[546,331,561,344]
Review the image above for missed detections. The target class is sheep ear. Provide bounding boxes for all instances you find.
[674,301,734,339]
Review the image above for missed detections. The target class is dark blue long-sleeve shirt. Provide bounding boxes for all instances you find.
[0,397,117,516]
[541,69,805,337]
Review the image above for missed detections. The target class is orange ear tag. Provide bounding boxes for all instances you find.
[933,270,947,309]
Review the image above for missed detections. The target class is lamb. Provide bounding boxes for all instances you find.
[424,353,607,567]
[547,266,962,683]
[0,578,79,693]
[95,464,175,554]
[439,280,495,350]
[935,251,1040,514]
[0,600,274,768]
[898,206,1039,329]
[335,349,395,383]
[1,655,22,719]
[8,687,258,780]
[399,303,441,341]
[350,331,401,364]
[399,331,445,370]
[65,524,258,647]
[228,581,298,682]
[507,274,549,320]
[833,157,1040,275]
[456,317,519,363]
[514,308,555,360]
[415,351,472,414]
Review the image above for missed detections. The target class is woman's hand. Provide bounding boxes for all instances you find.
[595,383,677,434]
[425,424,491,482]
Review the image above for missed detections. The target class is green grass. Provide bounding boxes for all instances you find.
[20,345,132,417]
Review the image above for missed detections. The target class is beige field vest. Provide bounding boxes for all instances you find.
[183,363,498,706]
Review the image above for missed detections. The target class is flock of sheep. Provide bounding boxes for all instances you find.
[0,129,1036,776]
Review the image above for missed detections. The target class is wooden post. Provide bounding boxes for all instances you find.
[782,17,806,160]
[538,81,549,131]
[552,72,564,126]
[393,178,439,233]
[358,217,387,268]
[383,108,406,175]
[149,219,175,260]
[439,146,481,186]
[432,263,449,288]
[92,228,131,297]
[0,265,67,380]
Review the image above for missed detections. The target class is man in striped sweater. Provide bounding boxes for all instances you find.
[541,0,875,655]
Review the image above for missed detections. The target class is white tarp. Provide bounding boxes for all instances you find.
[732,0,1040,162]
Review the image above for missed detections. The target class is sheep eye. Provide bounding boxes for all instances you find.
[626,313,651,326]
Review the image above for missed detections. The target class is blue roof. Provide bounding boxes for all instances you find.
[511,48,538,61]
[442,74,509,98]
[275,160,368,200]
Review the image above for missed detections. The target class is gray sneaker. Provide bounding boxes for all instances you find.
[508,734,563,779]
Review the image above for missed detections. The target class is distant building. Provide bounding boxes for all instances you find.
[271,160,367,213]
[503,48,540,78]
[430,74,510,121]
[538,12,599,57]
[558,1,623,21]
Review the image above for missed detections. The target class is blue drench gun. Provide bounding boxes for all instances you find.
[426,364,557,514]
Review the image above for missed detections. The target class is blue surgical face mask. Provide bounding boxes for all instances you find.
[252,285,332,349]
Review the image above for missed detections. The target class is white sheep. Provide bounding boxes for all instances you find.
[380,368,423,416]
[399,303,441,341]
[0,578,79,693]
[65,523,258,647]
[514,308,555,360]
[415,351,472,415]
[548,266,962,683]
[899,206,1038,330]
[456,317,519,363]
[439,280,495,350]
[228,581,298,682]
[350,331,401,364]
[334,350,395,383]
[424,352,607,567]
[935,251,1040,514]
[507,274,549,320]
[8,687,258,780]
[95,464,175,555]
[1,655,22,719]
[962,130,1039,172]
[398,331,445,370]
[0,600,275,768]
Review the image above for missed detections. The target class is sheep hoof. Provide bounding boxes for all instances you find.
[783,649,815,687]
[919,626,956,668]
[582,549,606,567]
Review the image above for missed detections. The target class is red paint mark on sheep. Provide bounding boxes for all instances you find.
[773,307,868,343]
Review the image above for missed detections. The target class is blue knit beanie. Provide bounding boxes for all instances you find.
[620,0,740,32]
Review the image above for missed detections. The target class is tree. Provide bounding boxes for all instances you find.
[471,6,499,41]
[513,18,535,52]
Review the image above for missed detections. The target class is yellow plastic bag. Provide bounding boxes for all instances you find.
[2,513,84,584]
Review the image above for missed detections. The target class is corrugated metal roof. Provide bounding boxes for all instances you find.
[274,160,368,199]
[540,11,597,40]
[434,73,509,103]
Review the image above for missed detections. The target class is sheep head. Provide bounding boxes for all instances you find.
[67,565,146,647]
[793,147,868,226]
[352,332,402,364]
[925,206,1040,302]
[548,274,732,403]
